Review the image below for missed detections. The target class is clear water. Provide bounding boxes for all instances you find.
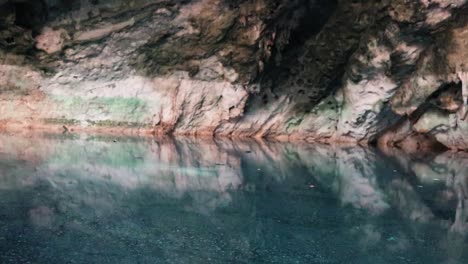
[0,134,467,264]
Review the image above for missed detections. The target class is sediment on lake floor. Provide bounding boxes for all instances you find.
[1,0,468,151]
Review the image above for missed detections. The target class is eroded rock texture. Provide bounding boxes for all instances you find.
[0,0,467,150]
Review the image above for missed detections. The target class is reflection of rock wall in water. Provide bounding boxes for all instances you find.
[0,135,247,215]
[1,134,467,231]
[386,150,468,235]
[1,134,468,261]
[299,146,391,215]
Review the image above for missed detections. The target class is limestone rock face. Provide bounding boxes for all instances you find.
[0,0,468,150]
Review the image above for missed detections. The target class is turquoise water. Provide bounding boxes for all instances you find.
[0,134,467,263]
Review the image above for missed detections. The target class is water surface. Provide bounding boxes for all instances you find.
[0,134,467,263]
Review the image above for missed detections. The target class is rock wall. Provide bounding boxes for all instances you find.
[0,0,468,150]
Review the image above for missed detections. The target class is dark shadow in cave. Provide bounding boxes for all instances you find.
[259,0,338,81]
[243,0,338,114]
[13,0,49,35]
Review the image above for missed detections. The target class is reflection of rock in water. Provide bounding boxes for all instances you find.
[0,134,466,224]
[300,145,390,215]
[382,148,468,237]
[1,134,468,262]
[413,152,468,236]
[0,134,246,215]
